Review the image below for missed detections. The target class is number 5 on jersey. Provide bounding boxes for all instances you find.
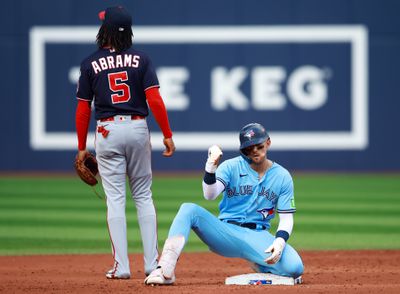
[108,71,131,104]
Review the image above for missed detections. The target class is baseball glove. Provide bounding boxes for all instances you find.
[74,152,99,186]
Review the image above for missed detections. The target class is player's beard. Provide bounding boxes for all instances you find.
[249,152,267,165]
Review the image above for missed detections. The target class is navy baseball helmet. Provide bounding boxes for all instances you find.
[239,123,270,150]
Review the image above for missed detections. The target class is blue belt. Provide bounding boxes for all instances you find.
[226,220,267,230]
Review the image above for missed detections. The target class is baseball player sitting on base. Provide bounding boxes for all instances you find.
[145,123,304,285]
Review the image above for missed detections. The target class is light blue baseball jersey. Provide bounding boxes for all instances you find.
[216,156,296,230]
[167,156,303,277]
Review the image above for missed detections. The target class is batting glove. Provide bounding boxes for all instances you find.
[205,145,223,173]
[264,237,286,264]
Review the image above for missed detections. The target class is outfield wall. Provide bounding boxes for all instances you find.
[2,0,400,171]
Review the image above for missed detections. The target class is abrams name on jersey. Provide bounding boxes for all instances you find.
[91,54,140,74]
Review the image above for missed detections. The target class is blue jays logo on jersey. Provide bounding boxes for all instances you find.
[244,129,255,139]
[257,207,275,220]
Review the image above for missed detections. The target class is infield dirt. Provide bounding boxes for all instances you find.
[0,250,399,294]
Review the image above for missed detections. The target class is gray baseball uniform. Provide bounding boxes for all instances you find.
[76,6,174,279]
[96,117,157,275]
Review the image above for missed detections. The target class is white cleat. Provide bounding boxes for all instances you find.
[144,267,175,285]
[106,268,131,279]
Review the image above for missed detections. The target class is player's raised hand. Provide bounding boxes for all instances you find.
[205,145,223,173]
[163,137,176,157]
[265,237,286,264]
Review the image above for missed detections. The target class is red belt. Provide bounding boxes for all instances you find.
[100,115,145,122]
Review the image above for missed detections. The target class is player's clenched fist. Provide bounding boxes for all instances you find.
[205,145,223,173]
[208,145,223,164]
[264,237,286,264]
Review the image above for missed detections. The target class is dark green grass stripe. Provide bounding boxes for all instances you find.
[0,210,396,223]
[0,206,397,217]
[4,193,397,203]
[1,193,203,200]
[1,174,398,185]
[0,207,218,216]
[1,214,396,226]
[1,219,398,233]
[2,194,400,206]
[2,195,399,204]
[0,202,205,211]
[0,219,173,230]
[0,212,185,222]
[0,237,111,251]
[0,240,206,253]
[297,195,400,201]
[0,236,207,252]
[2,197,400,209]
[294,223,400,233]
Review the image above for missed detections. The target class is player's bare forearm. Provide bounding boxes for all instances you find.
[77,149,88,161]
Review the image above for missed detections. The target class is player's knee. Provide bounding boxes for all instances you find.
[178,203,200,215]
[176,203,205,222]
[286,259,304,278]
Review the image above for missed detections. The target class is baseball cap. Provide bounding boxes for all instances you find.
[98,6,132,31]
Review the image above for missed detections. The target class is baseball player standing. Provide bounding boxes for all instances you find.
[75,6,175,279]
[145,123,303,285]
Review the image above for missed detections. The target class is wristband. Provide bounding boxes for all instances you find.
[275,230,290,242]
[203,171,216,184]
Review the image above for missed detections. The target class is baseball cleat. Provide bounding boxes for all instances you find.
[106,268,131,279]
[144,267,175,285]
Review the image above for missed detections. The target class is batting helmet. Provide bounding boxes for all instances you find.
[239,123,270,150]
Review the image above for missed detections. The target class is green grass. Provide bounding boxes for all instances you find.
[0,173,399,255]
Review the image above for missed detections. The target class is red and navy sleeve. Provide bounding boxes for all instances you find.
[76,62,94,102]
[142,54,172,138]
[142,55,160,91]
[75,100,91,150]
[145,88,173,138]
[75,61,93,150]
